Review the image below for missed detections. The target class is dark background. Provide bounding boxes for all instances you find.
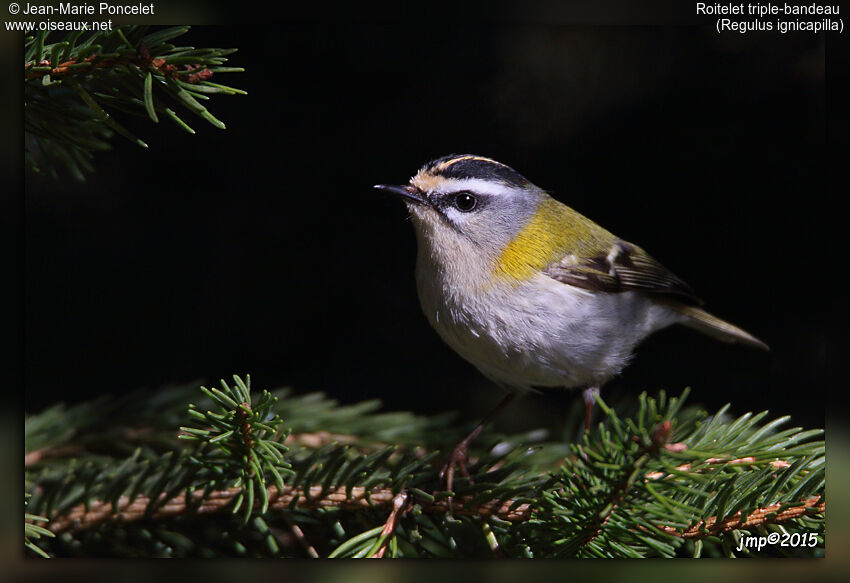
[24,23,829,433]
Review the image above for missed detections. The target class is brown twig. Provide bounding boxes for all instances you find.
[659,496,824,539]
[25,53,212,83]
[44,485,533,534]
[280,512,319,558]
[40,479,823,547]
[369,491,409,558]
[284,431,358,448]
[645,457,790,480]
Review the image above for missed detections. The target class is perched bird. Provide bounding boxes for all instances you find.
[375,154,767,493]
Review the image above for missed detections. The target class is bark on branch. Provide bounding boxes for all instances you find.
[42,483,823,544]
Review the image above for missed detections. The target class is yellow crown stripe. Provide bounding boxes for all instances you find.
[435,155,505,172]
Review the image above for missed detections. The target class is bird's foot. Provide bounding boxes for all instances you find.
[435,393,517,512]
[439,440,474,511]
[582,387,600,433]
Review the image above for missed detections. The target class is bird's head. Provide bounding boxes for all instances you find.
[375,154,549,265]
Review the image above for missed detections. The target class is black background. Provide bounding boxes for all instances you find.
[24,23,829,434]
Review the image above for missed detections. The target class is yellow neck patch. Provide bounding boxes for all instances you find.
[493,197,609,282]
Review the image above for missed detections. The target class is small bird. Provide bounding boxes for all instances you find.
[375,154,767,493]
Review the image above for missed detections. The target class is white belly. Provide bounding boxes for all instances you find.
[415,268,680,390]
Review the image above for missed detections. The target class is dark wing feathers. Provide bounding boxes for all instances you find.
[544,241,702,305]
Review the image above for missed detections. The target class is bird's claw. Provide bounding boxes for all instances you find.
[440,441,474,511]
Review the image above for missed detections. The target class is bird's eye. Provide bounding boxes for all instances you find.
[454,192,477,212]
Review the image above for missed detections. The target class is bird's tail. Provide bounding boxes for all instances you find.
[673,305,769,351]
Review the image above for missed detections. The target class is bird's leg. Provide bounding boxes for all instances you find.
[582,387,600,432]
[440,392,516,502]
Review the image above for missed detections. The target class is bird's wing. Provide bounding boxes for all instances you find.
[543,240,702,305]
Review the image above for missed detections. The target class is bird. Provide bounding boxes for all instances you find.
[375,153,767,495]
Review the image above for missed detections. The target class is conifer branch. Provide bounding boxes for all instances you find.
[24,25,245,180]
[658,496,824,538]
[39,483,821,541]
[25,377,825,558]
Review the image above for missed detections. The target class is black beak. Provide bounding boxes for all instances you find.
[373,184,428,205]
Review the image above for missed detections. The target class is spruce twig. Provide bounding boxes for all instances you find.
[178,375,294,524]
[25,25,245,180]
[25,378,825,558]
[39,483,821,540]
[25,494,55,558]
